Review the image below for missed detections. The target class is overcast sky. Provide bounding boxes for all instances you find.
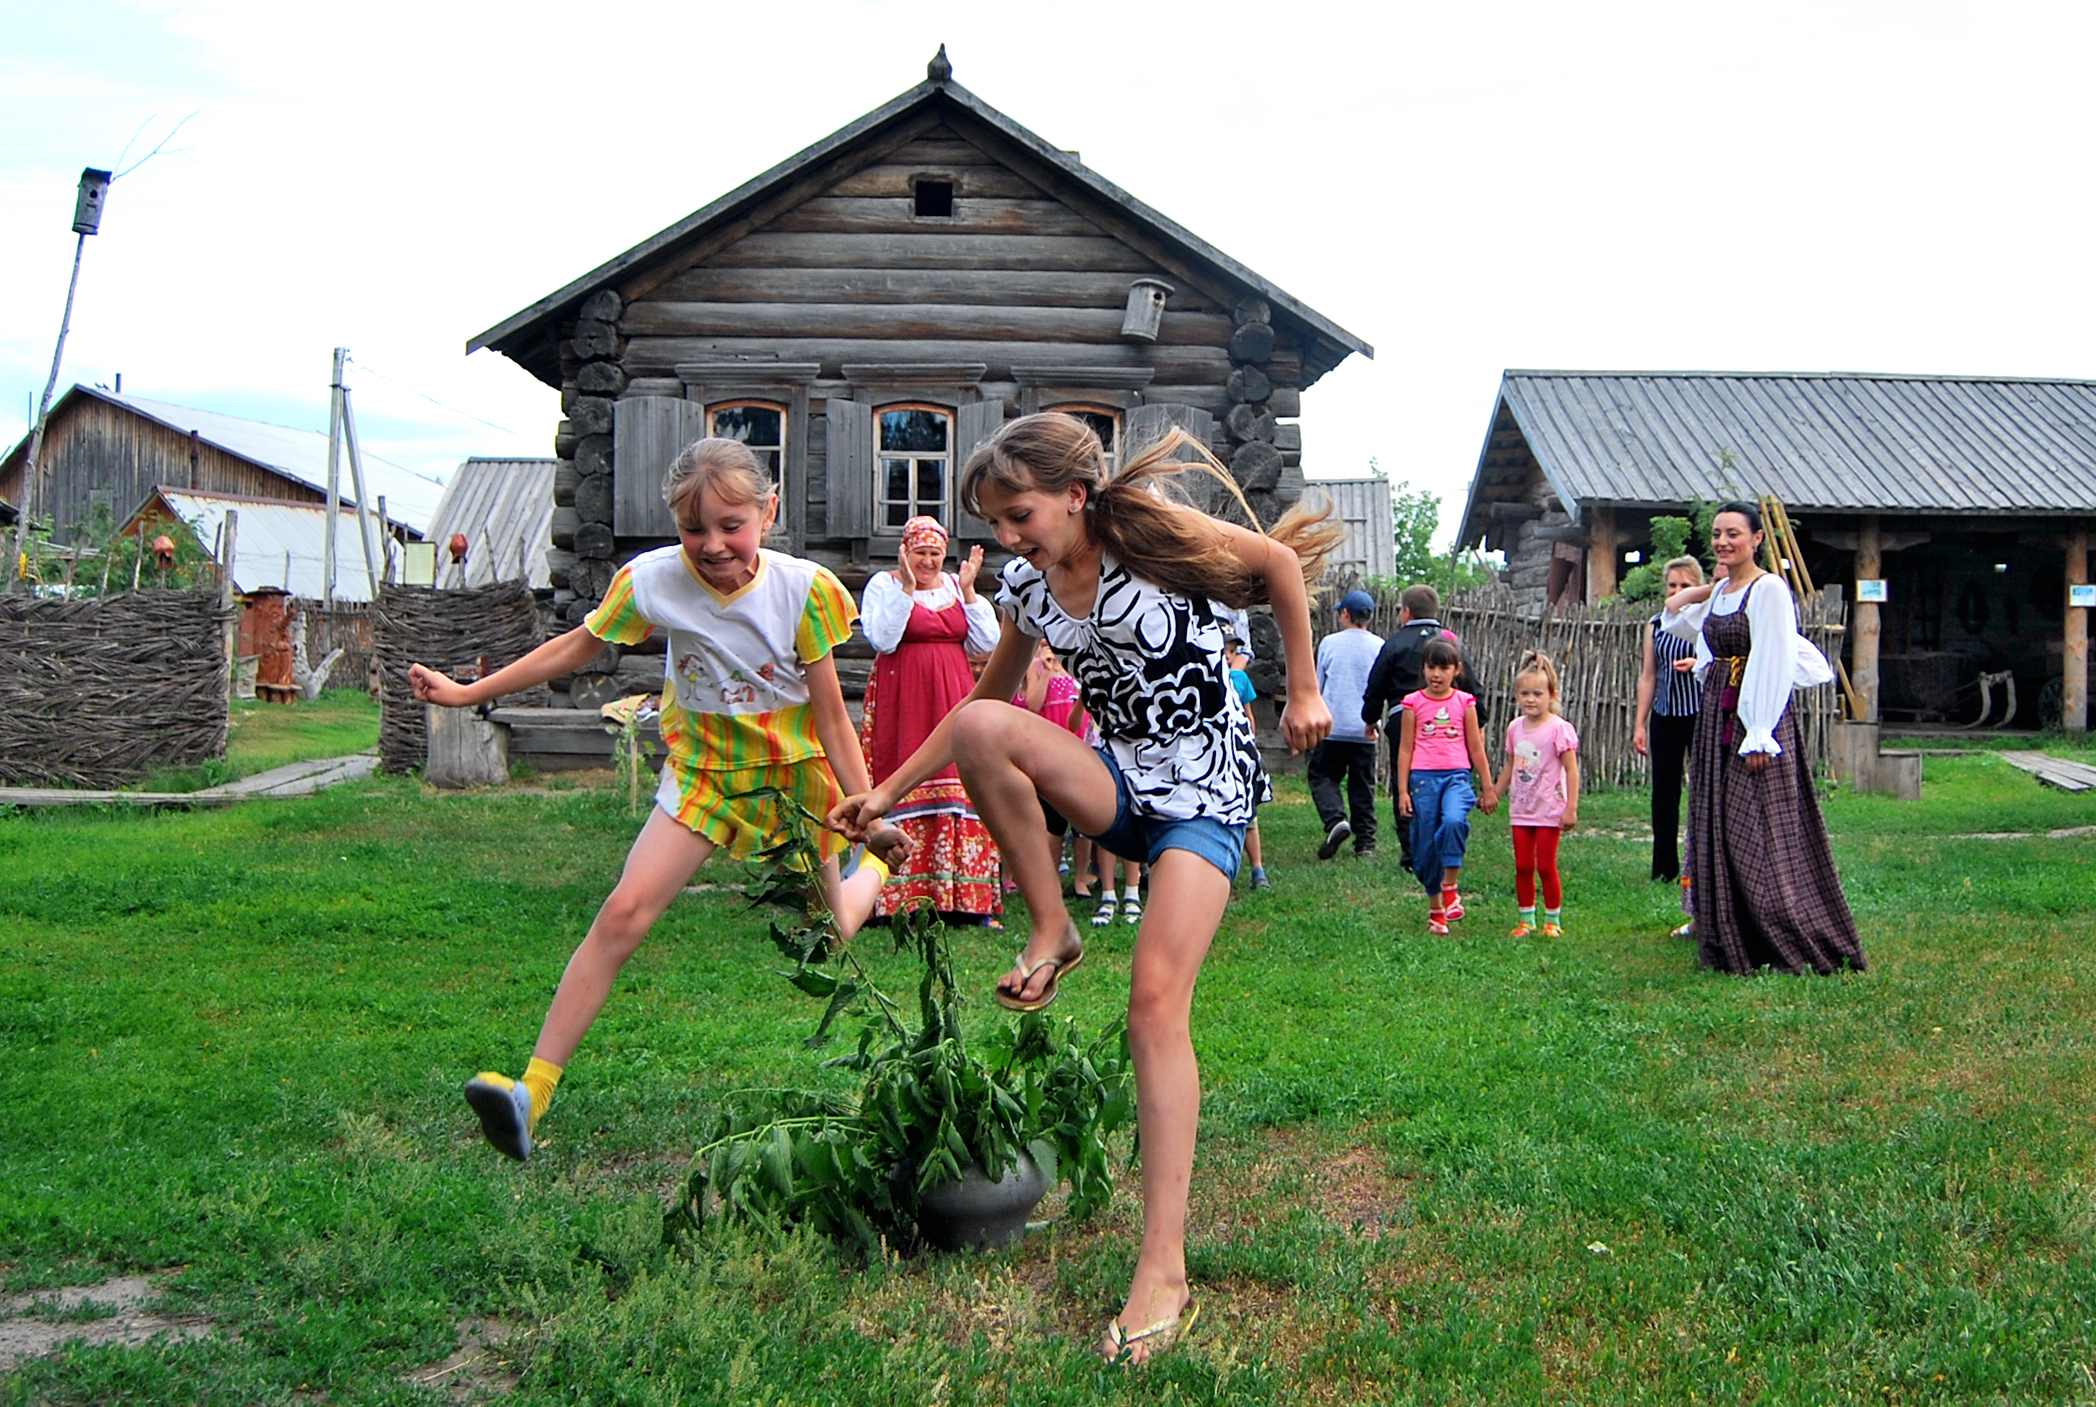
[5,0,2092,539]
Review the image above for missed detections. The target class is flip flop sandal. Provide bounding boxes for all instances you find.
[1101,1299,1199,1366]
[994,937,1085,1013]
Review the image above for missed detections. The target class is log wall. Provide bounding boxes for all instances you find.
[540,121,1315,627]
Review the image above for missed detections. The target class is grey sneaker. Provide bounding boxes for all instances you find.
[463,1074,533,1162]
[1318,819,1351,860]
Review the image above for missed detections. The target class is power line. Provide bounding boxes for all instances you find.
[342,355,520,437]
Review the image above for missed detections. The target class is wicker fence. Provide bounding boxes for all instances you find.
[373,580,547,773]
[0,589,231,787]
[1318,581,1848,789]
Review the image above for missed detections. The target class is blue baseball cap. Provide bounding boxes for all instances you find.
[1337,590,1376,617]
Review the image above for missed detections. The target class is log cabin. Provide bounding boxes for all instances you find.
[468,48,1372,705]
[1456,370,2096,731]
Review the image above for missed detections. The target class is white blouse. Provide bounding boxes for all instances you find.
[859,570,999,655]
[1660,575,1795,757]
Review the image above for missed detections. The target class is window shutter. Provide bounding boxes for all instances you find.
[613,397,704,536]
[1123,403,1220,507]
[823,397,873,539]
[952,400,1005,541]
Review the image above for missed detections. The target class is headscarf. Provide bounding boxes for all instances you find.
[901,515,948,553]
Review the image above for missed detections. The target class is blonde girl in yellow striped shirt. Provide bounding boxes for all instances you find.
[412,438,907,1163]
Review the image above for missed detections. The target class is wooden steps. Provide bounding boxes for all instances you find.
[1998,751,2096,793]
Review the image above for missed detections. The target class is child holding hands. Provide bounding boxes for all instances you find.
[411,438,906,1163]
[1494,651,1579,936]
[1396,636,1498,933]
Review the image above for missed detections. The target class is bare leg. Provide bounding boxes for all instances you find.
[1110,848,1231,1361]
[531,807,714,1066]
[1072,836,1095,897]
[948,700,1118,1005]
[1244,818,1263,870]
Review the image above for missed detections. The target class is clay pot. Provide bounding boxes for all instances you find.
[916,1153,1048,1252]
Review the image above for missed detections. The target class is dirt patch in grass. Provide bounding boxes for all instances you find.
[0,1274,225,1370]
[402,1318,527,1401]
[408,1319,527,1398]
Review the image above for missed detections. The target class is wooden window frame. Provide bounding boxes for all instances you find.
[1044,403,1123,472]
[875,402,955,534]
[706,399,790,544]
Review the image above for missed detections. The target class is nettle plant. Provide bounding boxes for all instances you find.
[663,795,1134,1256]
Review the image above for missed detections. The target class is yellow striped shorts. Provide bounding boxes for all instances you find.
[656,757,846,865]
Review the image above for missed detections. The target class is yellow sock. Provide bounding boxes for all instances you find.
[522,1057,563,1128]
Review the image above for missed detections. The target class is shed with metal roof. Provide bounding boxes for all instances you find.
[1458,370,2096,730]
[424,457,558,590]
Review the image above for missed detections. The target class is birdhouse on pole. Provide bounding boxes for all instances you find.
[73,169,112,236]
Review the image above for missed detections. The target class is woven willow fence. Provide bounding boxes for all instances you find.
[373,580,547,773]
[0,590,231,787]
[1317,581,1847,790]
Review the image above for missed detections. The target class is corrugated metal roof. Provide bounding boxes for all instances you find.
[103,392,447,533]
[425,457,556,589]
[1495,371,2096,519]
[144,488,395,602]
[1305,476,1394,580]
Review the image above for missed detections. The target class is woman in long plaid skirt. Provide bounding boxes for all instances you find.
[1662,503,1865,976]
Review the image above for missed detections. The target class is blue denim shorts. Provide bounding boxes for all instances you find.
[1082,746,1246,881]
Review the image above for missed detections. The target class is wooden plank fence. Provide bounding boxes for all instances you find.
[1316,581,1847,790]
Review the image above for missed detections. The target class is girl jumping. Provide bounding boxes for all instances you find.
[1493,650,1579,937]
[1396,637,1498,933]
[411,438,906,1163]
[831,412,1339,1365]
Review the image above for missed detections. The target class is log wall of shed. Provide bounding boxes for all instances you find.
[0,399,324,545]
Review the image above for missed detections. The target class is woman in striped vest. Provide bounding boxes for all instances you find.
[1634,555,1706,885]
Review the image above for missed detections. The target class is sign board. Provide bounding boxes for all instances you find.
[401,541,438,587]
[1856,579,1888,603]
[2071,583,2096,608]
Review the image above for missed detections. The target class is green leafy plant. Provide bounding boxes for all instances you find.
[663,793,1134,1257]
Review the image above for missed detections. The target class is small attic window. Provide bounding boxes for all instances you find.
[913,178,954,217]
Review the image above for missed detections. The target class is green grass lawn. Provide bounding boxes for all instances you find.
[138,689,381,791]
[4,754,2095,1404]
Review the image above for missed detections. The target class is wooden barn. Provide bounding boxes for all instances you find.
[469,48,1372,643]
[0,385,445,546]
[1456,370,2096,730]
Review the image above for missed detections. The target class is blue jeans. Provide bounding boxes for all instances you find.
[1086,746,1246,881]
[1408,769,1475,895]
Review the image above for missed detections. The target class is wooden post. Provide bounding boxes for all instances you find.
[220,509,240,699]
[340,380,381,600]
[2067,526,2089,735]
[1585,507,1618,601]
[324,347,345,610]
[425,704,510,787]
[1854,514,1881,722]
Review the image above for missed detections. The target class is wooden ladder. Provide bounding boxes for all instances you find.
[1757,494,1869,721]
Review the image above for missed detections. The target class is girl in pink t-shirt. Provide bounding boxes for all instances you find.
[1396,637,1498,933]
[1493,651,1580,937]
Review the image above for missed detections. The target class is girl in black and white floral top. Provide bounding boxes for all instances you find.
[833,412,1340,1365]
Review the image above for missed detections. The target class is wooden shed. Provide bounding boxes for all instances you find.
[469,49,1372,630]
[0,385,444,545]
[1456,370,2096,730]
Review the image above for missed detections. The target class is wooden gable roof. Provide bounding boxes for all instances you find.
[470,52,1371,391]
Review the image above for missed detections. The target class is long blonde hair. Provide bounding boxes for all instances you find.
[958,412,1342,606]
[663,437,774,522]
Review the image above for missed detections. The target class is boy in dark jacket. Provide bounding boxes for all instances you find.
[1359,585,1481,871]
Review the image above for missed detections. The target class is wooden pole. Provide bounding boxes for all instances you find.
[9,232,89,592]
[324,347,345,610]
[2066,526,2088,735]
[340,380,380,600]
[221,509,240,699]
[1853,514,1881,723]
[1585,506,1618,601]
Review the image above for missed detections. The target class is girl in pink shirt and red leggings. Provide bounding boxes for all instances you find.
[1494,651,1581,937]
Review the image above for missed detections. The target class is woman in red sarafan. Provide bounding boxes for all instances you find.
[858,515,1003,923]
